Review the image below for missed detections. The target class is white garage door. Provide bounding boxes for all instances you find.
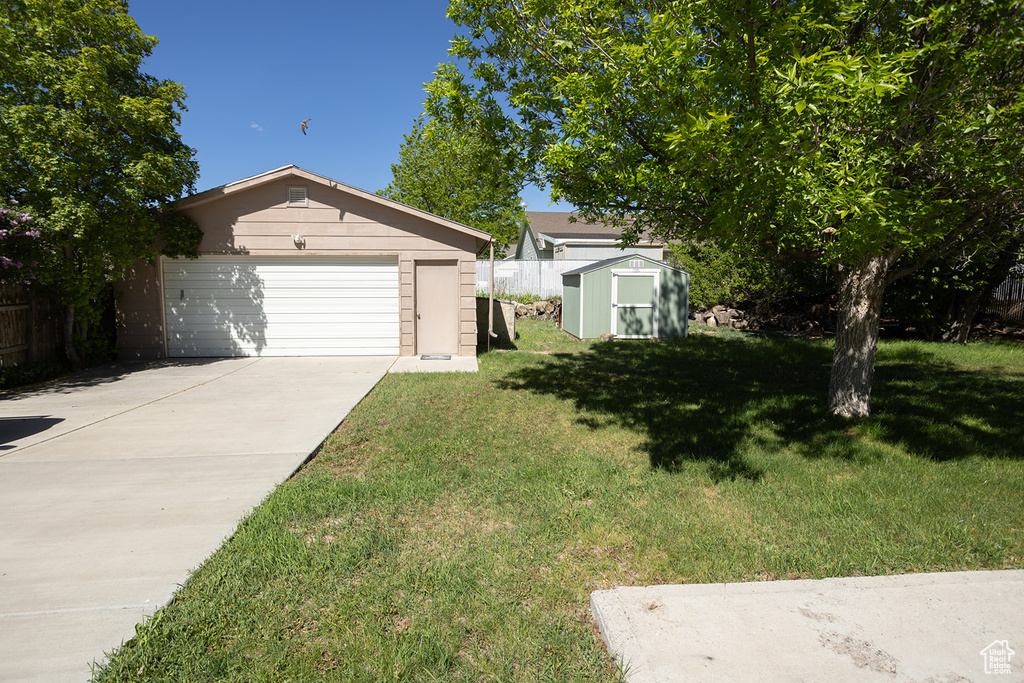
[163,256,399,357]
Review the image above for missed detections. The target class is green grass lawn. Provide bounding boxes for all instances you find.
[94,321,1024,681]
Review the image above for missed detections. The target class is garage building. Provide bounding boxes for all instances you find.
[116,166,490,359]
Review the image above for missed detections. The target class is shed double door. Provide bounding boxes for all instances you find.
[611,270,660,338]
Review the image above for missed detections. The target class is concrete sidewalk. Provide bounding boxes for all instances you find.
[592,570,1023,682]
[0,357,394,682]
[389,355,478,373]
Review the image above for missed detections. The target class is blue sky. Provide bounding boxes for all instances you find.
[130,0,570,212]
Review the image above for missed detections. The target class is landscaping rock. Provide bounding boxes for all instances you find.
[514,299,562,322]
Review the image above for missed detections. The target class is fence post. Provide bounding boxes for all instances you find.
[27,290,36,363]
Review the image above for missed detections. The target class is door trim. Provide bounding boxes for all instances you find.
[610,269,660,338]
[414,260,459,355]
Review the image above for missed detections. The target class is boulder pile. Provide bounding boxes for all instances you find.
[514,299,562,322]
[971,316,1024,340]
[690,304,829,336]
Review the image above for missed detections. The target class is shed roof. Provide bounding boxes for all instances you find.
[561,253,688,277]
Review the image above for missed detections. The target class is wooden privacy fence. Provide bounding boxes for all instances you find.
[0,285,63,368]
[475,259,596,299]
[987,266,1024,323]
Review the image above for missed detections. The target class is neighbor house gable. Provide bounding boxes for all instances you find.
[513,220,541,259]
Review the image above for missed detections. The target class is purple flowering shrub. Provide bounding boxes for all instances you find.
[0,200,42,283]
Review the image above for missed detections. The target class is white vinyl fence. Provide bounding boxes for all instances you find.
[988,263,1024,322]
[476,259,596,299]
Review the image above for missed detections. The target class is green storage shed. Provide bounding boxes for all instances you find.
[561,254,690,340]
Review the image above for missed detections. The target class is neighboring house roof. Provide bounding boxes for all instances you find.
[514,211,662,258]
[561,253,688,277]
[527,211,637,240]
[176,164,491,250]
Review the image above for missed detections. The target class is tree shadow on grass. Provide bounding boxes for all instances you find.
[494,334,1023,480]
[495,334,836,481]
[870,345,1024,461]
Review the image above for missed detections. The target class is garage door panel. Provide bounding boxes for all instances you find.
[169,288,397,301]
[169,300,400,315]
[231,337,399,348]
[168,334,399,347]
[175,279,399,288]
[169,340,399,353]
[164,256,400,357]
[169,312,400,326]
[168,321,400,336]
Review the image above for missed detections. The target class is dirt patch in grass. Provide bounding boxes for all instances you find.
[396,495,516,563]
[290,516,352,547]
[323,456,370,479]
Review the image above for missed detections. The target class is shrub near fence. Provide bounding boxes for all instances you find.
[0,285,63,368]
[475,259,596,299]
[988,266,1024,323]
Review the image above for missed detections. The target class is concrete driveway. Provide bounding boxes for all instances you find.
[0,356,394,682]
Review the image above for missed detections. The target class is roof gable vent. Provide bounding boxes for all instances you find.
[629,259,644,269]
[287,186,308,207]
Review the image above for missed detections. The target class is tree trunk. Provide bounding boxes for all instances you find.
[828,254,895,418]
[941,241,1021,344]
[942,288,986,344]
[63,303,80,367]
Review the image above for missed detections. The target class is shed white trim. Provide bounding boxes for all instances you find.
[611,269,660,338]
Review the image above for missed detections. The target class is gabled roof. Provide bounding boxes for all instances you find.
[561,253,687,277]
[523,211,662,246]
[525,211,622,241]
[175,165,491,248]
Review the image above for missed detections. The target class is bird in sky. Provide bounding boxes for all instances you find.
[300,118,311,135]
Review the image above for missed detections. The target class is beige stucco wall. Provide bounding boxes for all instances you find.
[116,173,483,359]
[115,259,164,360]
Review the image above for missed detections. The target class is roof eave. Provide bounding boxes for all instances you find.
[175,165,491,248]
[561,252,689,277]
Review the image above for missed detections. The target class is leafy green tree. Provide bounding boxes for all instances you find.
[0,0,200,364]
[380,115,526,252]
[667,240,832,311]
[886,230,1022,342]
[428,0,1024,417]
[666,240,760,309]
